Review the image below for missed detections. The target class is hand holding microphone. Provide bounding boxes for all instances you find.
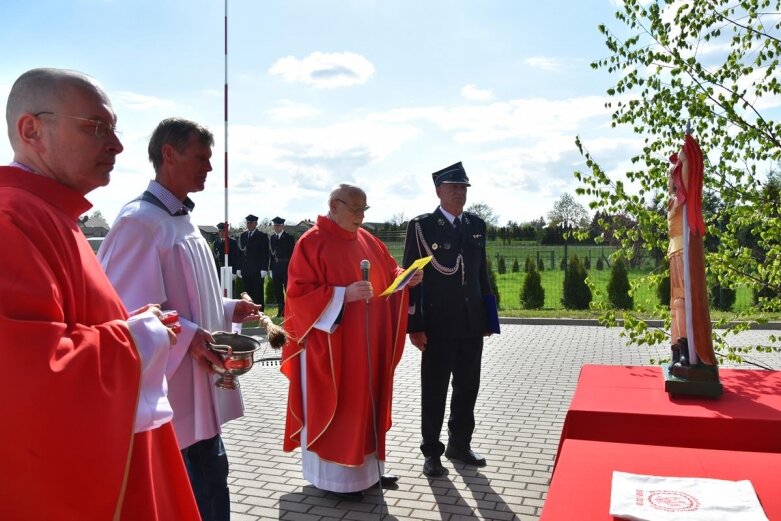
[361,259,371,304]
[345,259,373,303]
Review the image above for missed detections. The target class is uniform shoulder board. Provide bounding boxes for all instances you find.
[412,213,431,222]
[464,211,485,224]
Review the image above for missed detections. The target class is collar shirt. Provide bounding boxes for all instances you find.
[146,180,195,216]
[9,161,39,175]
[438,206,463,227]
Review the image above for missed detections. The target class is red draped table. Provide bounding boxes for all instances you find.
[541,439,781,520]
[555,365,781,465]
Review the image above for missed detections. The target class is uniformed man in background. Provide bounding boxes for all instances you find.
[238,214,270,309]
[270,216,296,317]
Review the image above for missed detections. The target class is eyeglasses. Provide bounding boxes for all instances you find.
[335,198,370,215]
[34,111,121,138]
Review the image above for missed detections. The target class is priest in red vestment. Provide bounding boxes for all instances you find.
[0,68,199,520]
[280,183,422,497]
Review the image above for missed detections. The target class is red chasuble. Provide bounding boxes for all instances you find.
[281,215,408,465]
[0,167,198,520]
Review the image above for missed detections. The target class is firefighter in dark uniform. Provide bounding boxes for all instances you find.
[403,161,496,477]
[213,222,240,275]
[238,214,270,309]
[269,216,296,317]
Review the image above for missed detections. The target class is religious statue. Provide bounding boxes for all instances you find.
[665,133,723,397]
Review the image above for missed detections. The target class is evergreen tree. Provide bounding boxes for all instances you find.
[657,274,671,308]
[512,258,520,273]
[596,257,604,271]
[521,266,545,309]
[486,258,501,309]
[710,282,736,312]
[537,257,545,271]
[524,256,534,273]
[607,258,633,310]
[497,256,507,274]
[265,276,276,304]
[562,255,592,310]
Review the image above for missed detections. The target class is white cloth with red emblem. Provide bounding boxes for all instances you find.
[609,471,767,520]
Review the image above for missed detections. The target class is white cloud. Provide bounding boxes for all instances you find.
[229,120,421,190]
[461,84,495,102]
[87,91,625,227]
[524,56,562,71]
[373,95,612,144]
[267,99,322,121]
[113,91,175,111]
[269,51,375,88]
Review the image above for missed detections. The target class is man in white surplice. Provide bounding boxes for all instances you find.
[99,117,260,521]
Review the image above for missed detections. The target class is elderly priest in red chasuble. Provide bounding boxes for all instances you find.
[281,184,423,497]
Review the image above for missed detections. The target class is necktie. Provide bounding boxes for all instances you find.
[453,216,461,234]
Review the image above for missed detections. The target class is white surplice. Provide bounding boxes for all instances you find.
[99,198,242,449]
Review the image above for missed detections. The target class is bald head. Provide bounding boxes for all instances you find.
[329,184,366,206]
[328,183,368,233]
[4,67,123,195]
[6,68,103,147]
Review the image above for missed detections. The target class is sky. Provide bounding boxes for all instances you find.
[1,0,641,229]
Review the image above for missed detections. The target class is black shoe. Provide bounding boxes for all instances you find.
[445,445,487,467]
[422,456,447,477]
[329,490,364,500]
[379,474,399,487]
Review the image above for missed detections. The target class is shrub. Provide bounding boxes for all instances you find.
[512,258,520,273]
[537,257,545,271]
[525,256,534,272]
[521,266,545,309]
[607,258,633,310]
[265,276,276,304]
[596,257,604,271]
[583,256,591,270]
[486,258,501,309]
[497,256,507,274]
[562,255,592,309]
[657,274,671,307]
[753,284,780,306]
[710,282,736,311]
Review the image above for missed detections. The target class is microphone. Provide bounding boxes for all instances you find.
[360,259,371,303]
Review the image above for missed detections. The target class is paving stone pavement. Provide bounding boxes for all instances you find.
[222,324,781,520]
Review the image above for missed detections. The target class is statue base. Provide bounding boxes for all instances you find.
[664,363,723,398]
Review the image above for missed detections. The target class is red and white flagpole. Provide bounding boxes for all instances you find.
[221,0,233,298]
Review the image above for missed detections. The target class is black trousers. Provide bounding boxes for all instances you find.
[420,334,483,457]
[181,434,230,521]
[272,261,289,316]
[242,273,264,309]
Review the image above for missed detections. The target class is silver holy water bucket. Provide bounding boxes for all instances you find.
[208,332,261,389]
